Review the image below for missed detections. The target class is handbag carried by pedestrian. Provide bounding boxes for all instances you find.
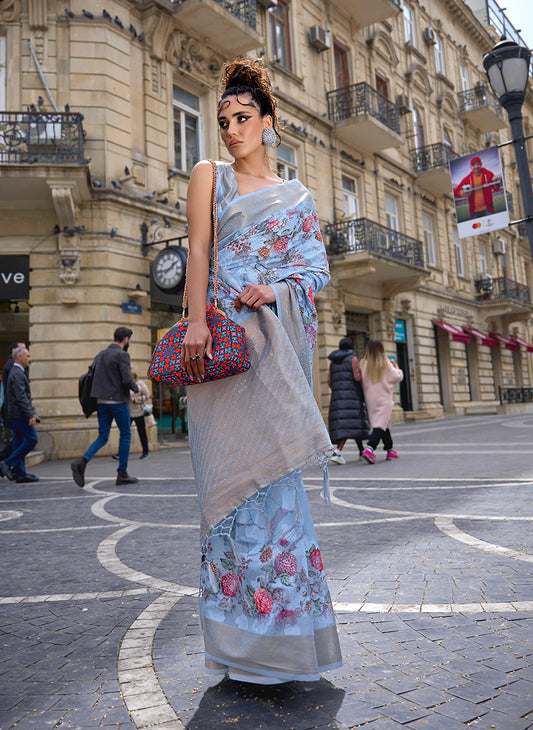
[78,363,97,418]
[147,160,250,386]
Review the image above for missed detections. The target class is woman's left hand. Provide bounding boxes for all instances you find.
[234,284,275,312]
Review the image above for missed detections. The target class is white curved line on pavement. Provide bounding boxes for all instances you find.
[97,524,197,596]
[330,490,533,521]
[0,587,154,604]
[333,600,533,613]
[118,592,186,730]
[434,516,533,563]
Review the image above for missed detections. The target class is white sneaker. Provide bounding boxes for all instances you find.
[330,454,346,465]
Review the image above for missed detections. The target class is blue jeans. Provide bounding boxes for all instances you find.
[5,418,38,477]
[84,403,131,473]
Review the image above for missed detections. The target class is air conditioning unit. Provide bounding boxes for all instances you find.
[27,121,58,145]
[396,93,411,115]
[256,0,277,8]
[492,237,506,255]
[308,25,330,53]
[423,26,437,45]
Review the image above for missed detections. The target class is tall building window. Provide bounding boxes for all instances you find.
[412,106,425,149]
[459,62,469,91]
[0,37,5,110]
[453,228,464,277]
[342,176,359,218]
[434,36,445,75]
[384,194,399,231]
[277,142,297,180]
[173,86,201,174]
[478,240,488,273]
[443,127,453,149]
[270,1,292,71]
[422,212,436,266]
[334,43,349,90]
[375,72,389,98]
[402,3,415,45]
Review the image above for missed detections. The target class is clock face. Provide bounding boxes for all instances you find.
[152,247,187,290]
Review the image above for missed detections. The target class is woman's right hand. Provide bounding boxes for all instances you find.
[181,321,213,382]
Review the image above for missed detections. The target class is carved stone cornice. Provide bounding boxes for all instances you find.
[48,182,79,229]
[28,0,48,29]
[147,12,174,60]
[0,0,21,23]
[167,30,222,80]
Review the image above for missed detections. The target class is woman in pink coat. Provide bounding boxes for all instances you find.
[359,340,403,464]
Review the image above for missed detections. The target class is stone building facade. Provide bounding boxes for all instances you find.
[1,0,532,458]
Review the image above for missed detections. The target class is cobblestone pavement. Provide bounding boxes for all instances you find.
[1,413,533,729]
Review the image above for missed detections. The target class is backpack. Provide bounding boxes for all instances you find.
[78,363,97,418]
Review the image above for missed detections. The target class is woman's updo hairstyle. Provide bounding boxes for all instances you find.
[219,58,280,138]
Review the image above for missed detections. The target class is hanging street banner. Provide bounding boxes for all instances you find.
[450,146,509,238]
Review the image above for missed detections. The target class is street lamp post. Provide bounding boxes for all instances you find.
[483,39,533,262]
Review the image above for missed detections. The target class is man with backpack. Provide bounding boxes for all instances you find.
[71,327,139,487]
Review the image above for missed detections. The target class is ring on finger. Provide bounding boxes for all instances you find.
[191,354,201,361]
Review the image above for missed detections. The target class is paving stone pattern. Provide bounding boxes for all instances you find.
[1,413,533,728]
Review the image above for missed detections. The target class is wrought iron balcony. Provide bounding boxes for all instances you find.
[499,386,533,405]
[475,276,531,305]
[411,143,458,172]
[173,0,259,55]
[325,217,425,268]
[334,0,401,27]
[457,85,505,133]
[0,112,85,164]
[410,143,458,195]
[327,83,401,152]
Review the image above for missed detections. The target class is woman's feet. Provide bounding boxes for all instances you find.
[362,447,376,464]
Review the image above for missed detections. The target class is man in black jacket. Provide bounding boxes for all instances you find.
[0,346,39,483]
[0,340,26,461]
[71,327,139,487]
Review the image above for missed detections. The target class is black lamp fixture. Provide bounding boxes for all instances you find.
[483,38,533,259]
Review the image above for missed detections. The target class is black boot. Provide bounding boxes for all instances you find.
[71,458,87,487]
[116,471,138,486]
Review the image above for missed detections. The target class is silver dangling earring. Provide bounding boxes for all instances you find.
[262,127,276,146]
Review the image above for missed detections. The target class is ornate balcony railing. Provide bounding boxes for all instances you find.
[410,142,458,172]
[326,82,401,133]
[0,112,85,164]
[457,85,503,119]
[475,276,531,305]
[499,386,533,405]
[325,217,425,269]
[174,0,257,28]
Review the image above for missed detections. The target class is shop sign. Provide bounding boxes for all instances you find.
[0,256,30,300]
[122,299,143,314]
[394,319,406,342]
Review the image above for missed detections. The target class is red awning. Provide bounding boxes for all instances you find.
[511,335,533,352]
[489,332,520,351]
[463,327,498,347]
[432,320,472,343]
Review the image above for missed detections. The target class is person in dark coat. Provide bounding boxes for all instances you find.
[327,337,369,464]
[0,340,26,461]
[71,327,139,488]
[0,346,39,483]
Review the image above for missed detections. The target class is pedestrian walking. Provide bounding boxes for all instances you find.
[181,58,342,684]
[0,346,39,483]
[112,373,151,460]
[327,337,369,464]
[71,327,139,487]
[359,339,403,465]
[0,340,26,462]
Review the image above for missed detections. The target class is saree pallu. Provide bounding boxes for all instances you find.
[187,163,342,681]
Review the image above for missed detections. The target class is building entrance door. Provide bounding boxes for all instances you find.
[395,341,412,411]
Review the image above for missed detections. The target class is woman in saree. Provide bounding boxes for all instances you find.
[181,58,342,684]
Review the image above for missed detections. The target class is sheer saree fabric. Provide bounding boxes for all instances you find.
[187,162,342,681]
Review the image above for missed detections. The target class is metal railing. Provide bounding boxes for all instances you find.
[499,386,533,405]
[0,112,85,164]
[475,276,531,304]
[457,85,504,119]
[325,217,425,269]
[175,0,257,28]
[326,82,401,134]
[410,142,458,172]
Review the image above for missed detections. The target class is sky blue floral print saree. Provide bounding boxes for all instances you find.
[187,163,342,682]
